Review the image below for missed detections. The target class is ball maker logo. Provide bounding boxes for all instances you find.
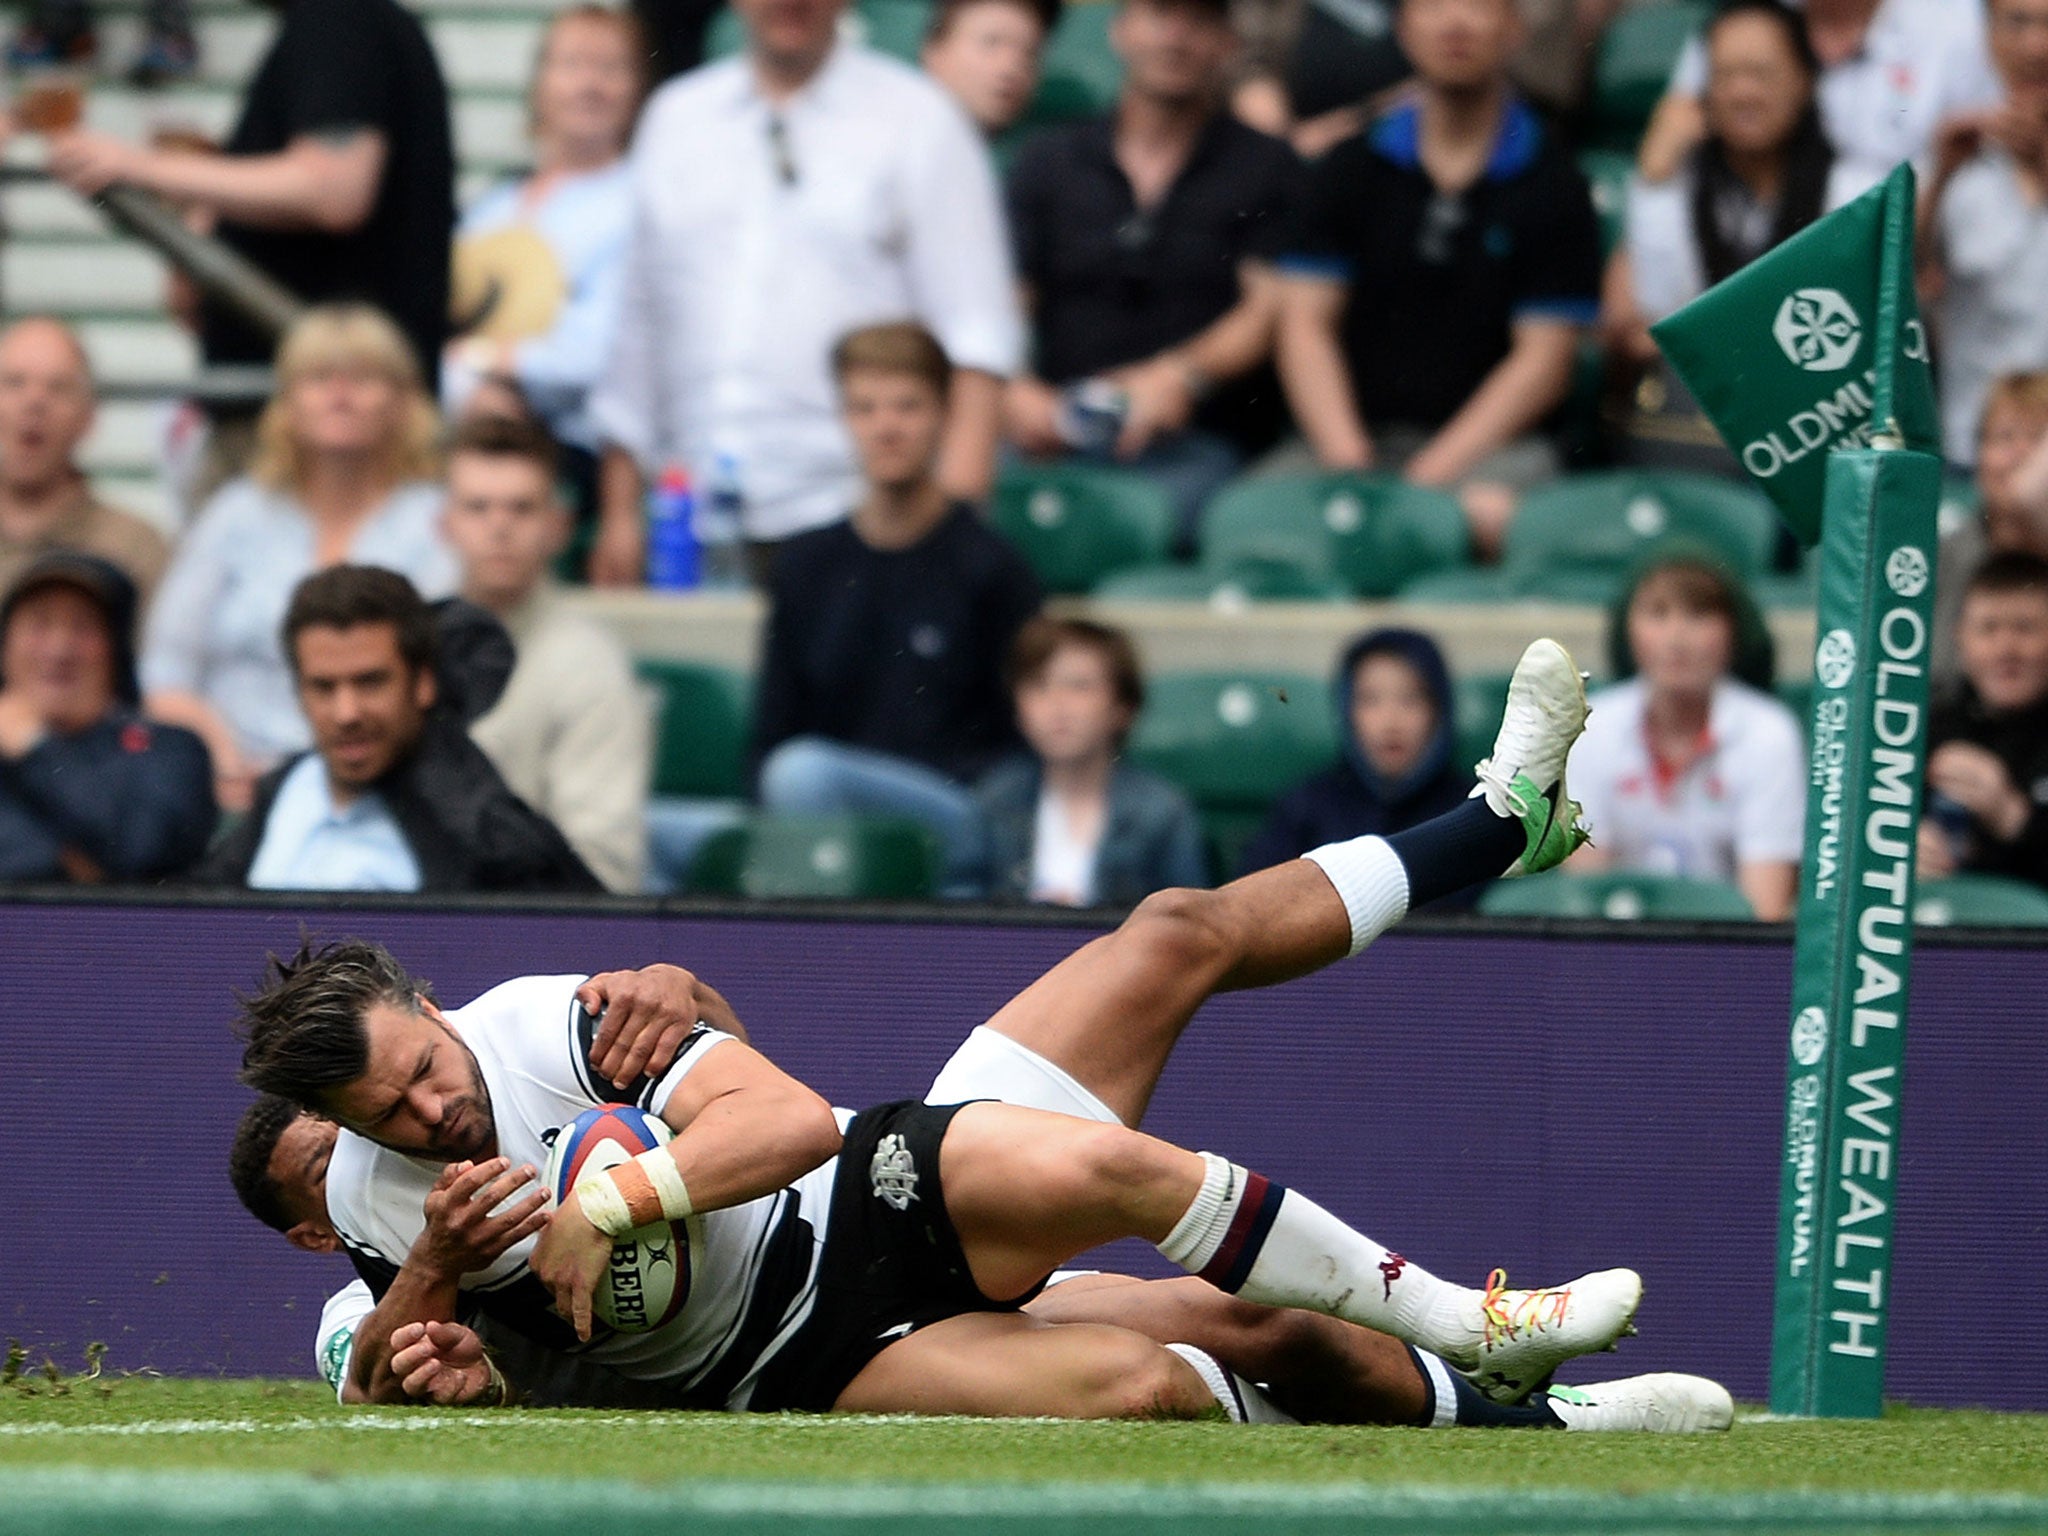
[1773,289,1862,373]
[1815,629,1857,690]
[1791,1007,1829,1068]
[1886,546,1930,598]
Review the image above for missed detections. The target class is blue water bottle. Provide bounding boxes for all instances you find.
[647,464,700,590]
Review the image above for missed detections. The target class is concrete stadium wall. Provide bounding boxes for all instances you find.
[0,899,2036,1409]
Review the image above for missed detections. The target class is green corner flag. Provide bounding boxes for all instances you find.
[1652,164,1941,1419]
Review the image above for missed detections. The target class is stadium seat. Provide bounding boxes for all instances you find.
[1912,874,2048,928]
[992,462,1178,594]
[1198,474,1469,598]
[1515,469,1780,585]
[707,0,932,61]
[1479,871,1756,921]
[1939,475,1981,536]
[1589,0,1713,150]
[1578,149,1635,258]
[1093,559,1352,604]
[635,658,753,799]
[1453,671,1513,776]
[1127,670,1337,865]
[687,814,939,900]
[1024,0,1122,126]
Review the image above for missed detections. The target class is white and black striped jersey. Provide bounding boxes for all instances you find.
[325,973,838,1407]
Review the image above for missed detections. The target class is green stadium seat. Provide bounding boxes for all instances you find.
[687,815,939,899]
[1507,468,1781,585]
[992,462,1177,593]
[1453,671,1513,777]
[1589,0,1712,150]
[1774,678,1814,738]
[1395,567,1518,604]
[1093,559,1352,604]
[1198,474,1468,598]
[1127,670,1336,867]
[1023,0,1122,126]
[1912,874,2048,928]
[1479,871,1756,921]
[635,658,752,799]
[1939,475,1981,535]
[708,0,933,60]
[1578,149,1635,258]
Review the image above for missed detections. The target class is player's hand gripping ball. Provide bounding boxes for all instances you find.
[544,1105,691,1332]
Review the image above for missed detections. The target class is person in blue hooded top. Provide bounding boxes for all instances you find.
[1238,627,1474,901]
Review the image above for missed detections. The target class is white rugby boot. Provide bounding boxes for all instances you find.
[1543,1373,1735,1433]
[1471,638,1593,876]
[1442,1266,1643,1403]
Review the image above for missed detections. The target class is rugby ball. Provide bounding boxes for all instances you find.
[544,1104,691,1333]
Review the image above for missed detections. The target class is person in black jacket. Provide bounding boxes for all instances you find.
[1238,627,1474,894]
[197,564,599,894]
[752,323,1043,894]
[0,552,215,882]
[1919,551,2048,891]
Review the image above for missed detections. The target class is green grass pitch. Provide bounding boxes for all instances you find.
[4,1378,2047,1535]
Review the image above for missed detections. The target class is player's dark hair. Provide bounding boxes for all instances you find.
[280,565,438,680]
[1965,550,2048,603]
[228,1094,306,1233]
[237,937,434,1107]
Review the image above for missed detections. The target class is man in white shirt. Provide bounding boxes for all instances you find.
[1637,0,2001,185]
[1922,0,2048,467]
[586,0,1024,585]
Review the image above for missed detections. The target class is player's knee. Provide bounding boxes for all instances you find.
[1087,1334,1213,1421]
[1048,1121,1178,1209]
[1124,887,1236,977]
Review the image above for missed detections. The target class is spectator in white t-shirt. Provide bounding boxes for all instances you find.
[1566,552,1806,919]
[1920,0,2048,468]
[586,0,1024,586]
[1636,0,2000,186]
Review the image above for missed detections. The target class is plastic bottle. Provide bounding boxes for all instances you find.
[647,464,700,590]
[698,453,747,588]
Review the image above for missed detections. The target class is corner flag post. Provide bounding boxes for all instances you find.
[1650,165,1943,1418]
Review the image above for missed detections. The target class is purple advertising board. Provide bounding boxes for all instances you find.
[0,899,2040,1408]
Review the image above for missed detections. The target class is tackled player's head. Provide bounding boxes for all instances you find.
[229,1094,341,1251]
[237,938,495,1163]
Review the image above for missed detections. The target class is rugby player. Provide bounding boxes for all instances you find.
[237,640,1734,1430]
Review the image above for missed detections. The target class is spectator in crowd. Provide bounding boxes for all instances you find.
[1273,0,1602,560]
[1921,0,2048,470]
[974,616,1206,905]
[445,5,645,518]
[588,0,1023,585]
[1933,373,2048,691]
[141,304,456,815]
[1636,0,1999,186]
[0,554,214,883]
[1566,551,1804,920]
[1921,552,2048,889]
[752,324,1042,893]
[1237,627,1473,880]
[922,0,1058,137]
[196,565,600,894]
[7,0,195,83]
[1005,0,1301,549]
[46,0,454,493]
[0,317,169,602]
[441,415,651,894]
[1604,0,1875,474]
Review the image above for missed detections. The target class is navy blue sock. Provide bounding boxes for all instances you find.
[1409,1347,1565,1429]
[1384,798,1527,907]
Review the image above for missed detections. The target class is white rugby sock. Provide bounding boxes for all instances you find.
[1156,1153,1476,1357]
[1163,1344,1298,1425]
[1303,836,1409,956]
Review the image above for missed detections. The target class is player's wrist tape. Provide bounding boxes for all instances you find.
[573,1150,692,1238]
[477,1352,508,1409]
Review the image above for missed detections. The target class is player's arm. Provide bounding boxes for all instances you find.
[532,1040,841,1340]
[344,1158,548,1404]
[581,963,751,1090]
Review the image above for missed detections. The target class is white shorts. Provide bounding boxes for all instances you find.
[923,1026,1124,1126]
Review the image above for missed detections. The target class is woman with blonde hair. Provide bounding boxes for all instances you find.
[142,302,456,811]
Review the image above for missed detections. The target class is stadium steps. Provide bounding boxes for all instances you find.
[1,0,562,529]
